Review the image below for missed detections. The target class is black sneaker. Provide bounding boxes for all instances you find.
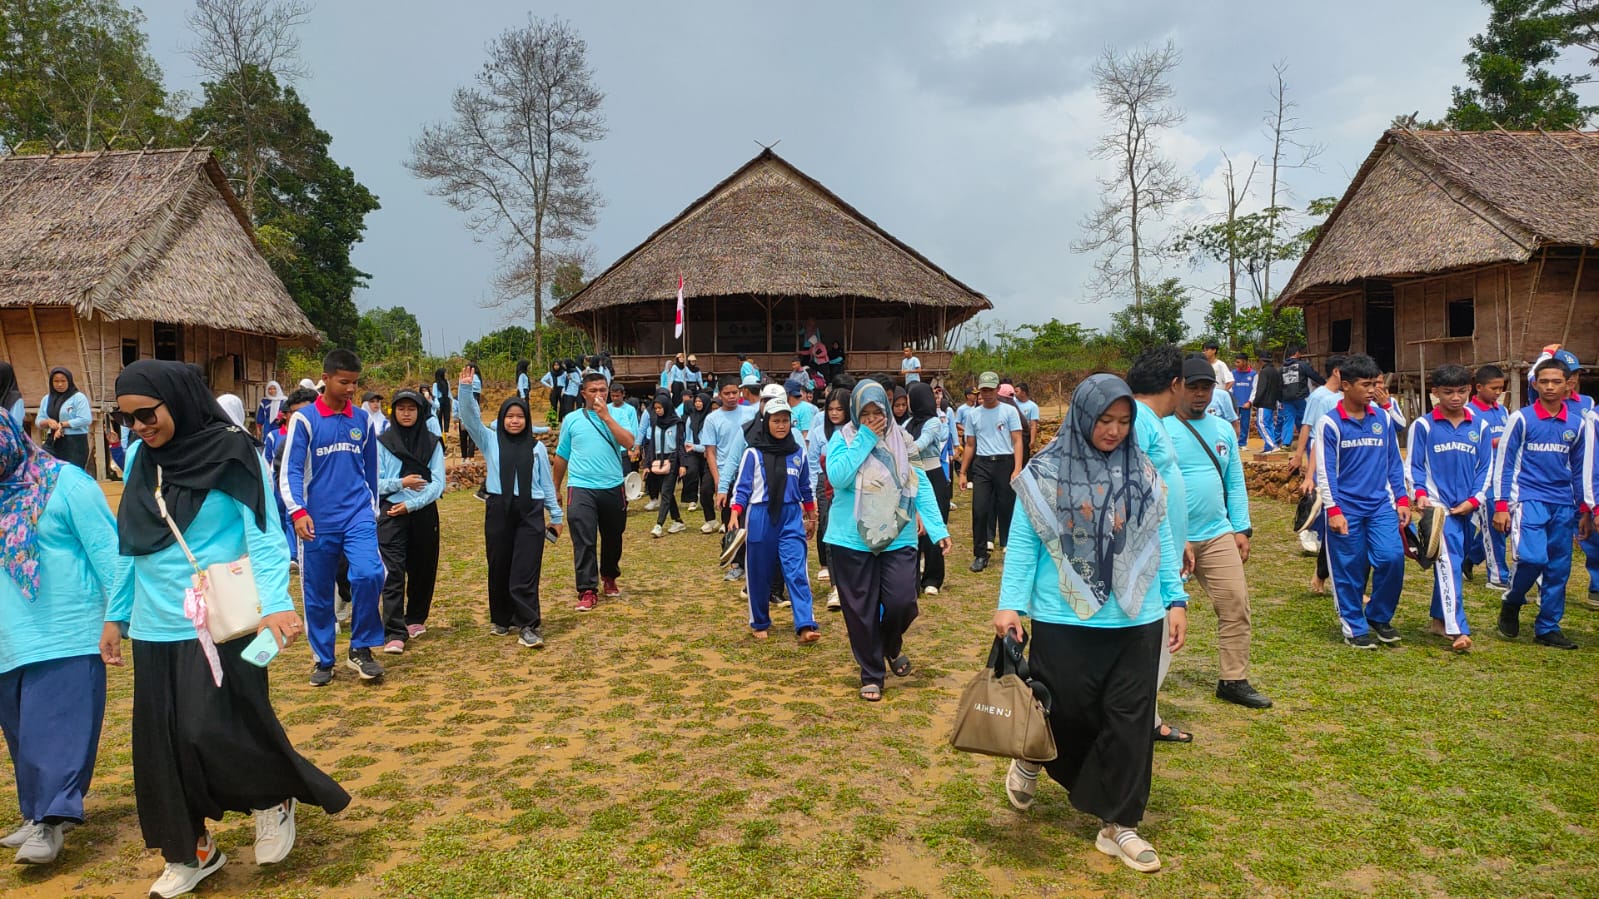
[1370,622,1402,644]
[1534,629,1578,650]
[1215,679,1273,709]
[308,665,333,687]
[491,625,511,636]
[346,649,384,680]
[969,557,989,573]
[474,486,488,502]
[1345,633,1379,650]
[518,626,545,649]
[1498,600,1521,639]
[1461,559,1475,581]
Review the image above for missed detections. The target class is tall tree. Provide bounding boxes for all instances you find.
[1108,277,1192,353]
[0,0,180,153]
[1261,61,1322,305]
[190,68,379,347]
[185,0,311,215]
[355,306,422,362]
[1074,40,1194,311]
[1447,0,1594,129]
[407,15,606,364]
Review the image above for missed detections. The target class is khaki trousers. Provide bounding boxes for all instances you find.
[1189,533,1253,681]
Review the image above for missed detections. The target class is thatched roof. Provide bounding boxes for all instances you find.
[1278,128,1599,307]
[553,148,990,320]
[0,147,319,339]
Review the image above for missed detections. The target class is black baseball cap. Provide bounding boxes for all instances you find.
[1183,357,1217,385]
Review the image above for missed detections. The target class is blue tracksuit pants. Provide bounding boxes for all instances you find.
[302,516,385,664]
[743,503,817,634]
[1326,505,1404,638]
[1430,513,1471,636]
[0,655,104,824]
[1281,398,1306,447]
[1466,507,1510,587]
[1580,529,1599,595]
[1258,408,1280,451]
[1505,500,1575,636]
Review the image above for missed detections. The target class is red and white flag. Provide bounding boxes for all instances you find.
[674,274,685,338]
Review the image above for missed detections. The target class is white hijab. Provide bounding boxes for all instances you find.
[217,394,247,429]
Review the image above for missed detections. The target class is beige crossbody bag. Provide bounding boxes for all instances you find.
[153,466,263,642]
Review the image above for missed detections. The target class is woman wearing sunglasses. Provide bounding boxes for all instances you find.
[104,361,348,898]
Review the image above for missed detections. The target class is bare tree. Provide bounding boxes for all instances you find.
[185,0,311,215]
[407,16,605,363]
[1261,61,1323,303]
[1074,40,1194,310]
[1219,151,1258,318]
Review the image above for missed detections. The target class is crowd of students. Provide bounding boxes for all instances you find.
[3,338,1597,888]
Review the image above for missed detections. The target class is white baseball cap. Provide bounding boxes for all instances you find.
[740,374,760,388]
[763,397,792,416]
[760,383,786,401]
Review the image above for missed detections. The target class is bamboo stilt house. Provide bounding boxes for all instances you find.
[551,148,990,382]
[1276,128,1599,406]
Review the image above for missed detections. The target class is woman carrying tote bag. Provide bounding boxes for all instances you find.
[104,361,349,898]
[990,374,1188,874]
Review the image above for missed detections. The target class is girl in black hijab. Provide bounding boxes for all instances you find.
[0,360,23,425]
[906,382,950,594]
[432,368,453,433]
[680,391,716,524]
[892,386,911,427]
[516,359,531,399]
[374,389,445,652]
[106,360,347,892]
[647,392,686,535]
[37,366,91,469]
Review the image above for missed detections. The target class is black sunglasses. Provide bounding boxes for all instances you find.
[127,401,166,427]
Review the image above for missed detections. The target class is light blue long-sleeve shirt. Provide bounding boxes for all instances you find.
[0,465,129,674]
[822,427,948,552]
[456,391,563,522]
[998,504,1186,629]
[376,440,447,511]
[806,425,828,494]
[108,442,295,642]
[911,417,947,462]
[517,372,531,398]
[38,391,91,434]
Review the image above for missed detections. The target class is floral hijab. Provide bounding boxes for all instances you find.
[840,380,919,552]
[0,411,64,600]
[1012,374,1165,620]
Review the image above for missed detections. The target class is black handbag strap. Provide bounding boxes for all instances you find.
[986,632,1053,714]
[580,409,627,478]
[1175,416,1228,509]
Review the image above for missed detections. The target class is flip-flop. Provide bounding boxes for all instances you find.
[889,655,911,677]
[1153,723,1192,743]
[859,684,882,702]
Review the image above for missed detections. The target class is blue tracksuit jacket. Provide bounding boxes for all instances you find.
[279,396,379,533]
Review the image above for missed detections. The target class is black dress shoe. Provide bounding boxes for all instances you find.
[1498,601,1520,639]
[969,557,988,573]
[1534,629,1578,650]
[1215,679,1273,709]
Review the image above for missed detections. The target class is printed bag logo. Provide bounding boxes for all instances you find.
[971,702,1013,718]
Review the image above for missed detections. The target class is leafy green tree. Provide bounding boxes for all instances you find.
[355,306,422,362]
[190,67,379,348]
[1109,277,1191,354]
[1447,0,1594,129]
[462,323,591,366]
[0,0,181,152]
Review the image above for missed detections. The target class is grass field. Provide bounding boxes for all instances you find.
[2,488,1597,898]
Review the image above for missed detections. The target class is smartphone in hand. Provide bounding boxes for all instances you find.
[243,628,283,668]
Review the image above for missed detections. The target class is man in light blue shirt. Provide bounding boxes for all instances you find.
[960,371,1022,571]
[704,380,752,578]
[1014,382,1041,449]
[785,380,818,438]
[553,372,636,610]
[1167,357,1270,710]
[900,346,922,383]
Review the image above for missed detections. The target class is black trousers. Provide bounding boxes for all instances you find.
[568,486,626,592]
[970,455,1014,559]
[681,453,714,520]
[45,433,89,471]
[816,493,833,567]
[830,545,919,687]
[1029,618,1162,828]
[655,466,682,526]
[458,423,477,459]
[131,639,349,863]
[378,500,440,642]
[484,494,548,629]
[918,466,951,589]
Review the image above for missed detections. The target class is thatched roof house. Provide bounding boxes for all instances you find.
[1277,128,1599,392]
[0,146,318,468]
[553,148,989,380]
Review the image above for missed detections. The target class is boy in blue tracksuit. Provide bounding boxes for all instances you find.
[1313,353,1410,649]
[730,399,820,642]
[1465,365,1511,586]
[1494,358,1582,649]
[1405,365,1492,650]
[280,349,387,683]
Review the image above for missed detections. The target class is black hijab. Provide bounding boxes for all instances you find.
[495,396,536,498]
[377,390,440,482]
[687,391,713,434]
[906,382,937,439]
[749,402,799,525]
[651,392,680,456]
[432,367,453,426]
[892,385,910,427]
[45,366,80,421]
[0,361,21,410]
[116,360,267,556]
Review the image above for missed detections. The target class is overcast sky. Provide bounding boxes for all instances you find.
[132,0,1489,353]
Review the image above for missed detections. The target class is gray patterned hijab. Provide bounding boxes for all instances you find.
[1012,374,1165,620]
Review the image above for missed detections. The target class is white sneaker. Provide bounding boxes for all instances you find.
[700,520,719,534]
[826,589,841,611]
[149,838,225,897]
[987,541,995,551]
[253,799,296,865]
[817,567,830,581]
[645,500,660,511]
[924,585,939,595]
[13,821,63,864]
[650,524,664,538]
[668,521,687,534]
[950,501,959,510]
[686,502,699,512]
[0,819,34,848]
[1005,759,1041,811]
